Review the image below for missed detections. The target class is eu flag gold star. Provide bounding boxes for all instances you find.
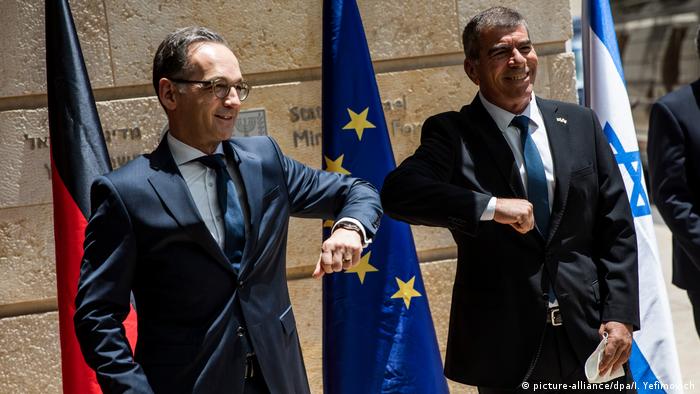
[345,251,378,284]
[324,154,351,175]
[342,107,376,140]
[391,276,422,309]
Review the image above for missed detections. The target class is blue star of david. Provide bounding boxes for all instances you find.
[603,123,651,217]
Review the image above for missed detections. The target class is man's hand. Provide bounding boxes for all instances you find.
[493,198,535,234]
[312,228,362,279]
[598,321,633,375]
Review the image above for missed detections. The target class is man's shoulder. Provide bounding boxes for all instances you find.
[427,109,463,120]
[536,97,596,127]
[103,154,152,184]
[656,82,695,108]
[230,135,274,150]
[424,109,468,129]
[536,96,589,114]
[229,136,291,167]
[229,135,281,159]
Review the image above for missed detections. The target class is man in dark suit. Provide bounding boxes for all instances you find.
[648,25,700,339]
[74,26,382,394]
[381,7,639,393]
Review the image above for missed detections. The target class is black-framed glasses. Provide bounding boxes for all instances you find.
[170,77,251,101]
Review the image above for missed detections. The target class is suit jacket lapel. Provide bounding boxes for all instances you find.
[463,96,526,198]
[537,97,572,245]
[226,140,263,276]
[147,137,235,275]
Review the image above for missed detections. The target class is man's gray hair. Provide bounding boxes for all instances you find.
[152,26,229,96]
[462,7,529,61]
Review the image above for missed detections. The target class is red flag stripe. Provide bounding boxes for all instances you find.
[51,161,139,392]
[46,1,137,391]
[51,160,101,393]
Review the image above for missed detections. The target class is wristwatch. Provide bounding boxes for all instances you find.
[333,221,362,236]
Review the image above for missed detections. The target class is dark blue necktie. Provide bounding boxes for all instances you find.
[511,115,550,237]
[196,154,245,270]
[512,116,556,303]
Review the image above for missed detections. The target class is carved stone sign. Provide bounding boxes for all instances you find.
[23,126,146,180]
[287,94,422,149]
[234,108,267,137]
[1,87,437,210]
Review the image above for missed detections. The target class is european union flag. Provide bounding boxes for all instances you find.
[321,0,449,393]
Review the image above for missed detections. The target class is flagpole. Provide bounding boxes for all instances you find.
[582,0,591,107]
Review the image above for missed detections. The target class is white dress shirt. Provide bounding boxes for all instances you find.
[478,92,555,220]
[167,133,249,248]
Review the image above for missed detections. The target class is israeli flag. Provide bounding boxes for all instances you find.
[583,0,684,392]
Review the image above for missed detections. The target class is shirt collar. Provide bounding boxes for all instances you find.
[166,131,225,166]
[478,91,543,132]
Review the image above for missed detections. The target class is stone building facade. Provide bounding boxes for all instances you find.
[0,1,576,392]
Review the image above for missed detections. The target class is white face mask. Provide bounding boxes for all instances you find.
[585,332,626,383]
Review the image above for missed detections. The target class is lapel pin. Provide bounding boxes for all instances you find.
[556,117,568,124]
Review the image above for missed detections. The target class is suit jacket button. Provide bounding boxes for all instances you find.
[237,326,246,337]
[238,280,244,287]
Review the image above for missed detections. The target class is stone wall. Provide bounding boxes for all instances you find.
[0,1,575,392]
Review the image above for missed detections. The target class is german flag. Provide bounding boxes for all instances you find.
[46,1,136,392]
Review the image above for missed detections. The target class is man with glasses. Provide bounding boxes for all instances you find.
[74,26,382,394]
